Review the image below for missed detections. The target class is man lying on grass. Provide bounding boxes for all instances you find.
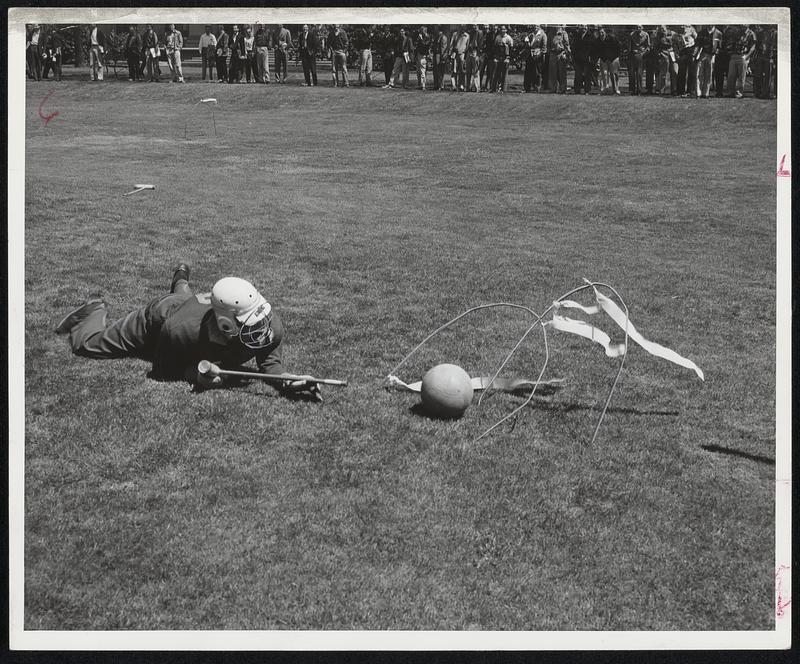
[55,264,321,400]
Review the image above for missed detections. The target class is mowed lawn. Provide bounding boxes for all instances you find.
[22,75,777,631]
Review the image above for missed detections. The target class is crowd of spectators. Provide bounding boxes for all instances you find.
[25,22,778,98]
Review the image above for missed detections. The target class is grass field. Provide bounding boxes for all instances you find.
[22,72,777,632]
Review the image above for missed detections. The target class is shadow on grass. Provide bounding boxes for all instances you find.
[409,403,467,421]
[701,444,775,466]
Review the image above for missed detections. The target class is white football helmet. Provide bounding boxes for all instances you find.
[210,277,273,349]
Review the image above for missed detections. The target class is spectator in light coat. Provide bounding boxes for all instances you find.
[694,24,721,98]
[273,24,292,83]
[164,24,184,82]
[523,24,547,92]
[198,25,217,81]
[253,24,271,84]
[726,24,756,98]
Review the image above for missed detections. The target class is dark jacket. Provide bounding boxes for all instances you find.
[571,29,594,61]
[598,33,621,61]
[394,34,413,56]
[328,28,349,53]
[694,27,722,56]
[298,29,318,55]
[125,31,142,56]
[142,30,158,52]
[414,31,431,57]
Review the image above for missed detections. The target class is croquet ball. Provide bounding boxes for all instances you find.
[420,363,474,419]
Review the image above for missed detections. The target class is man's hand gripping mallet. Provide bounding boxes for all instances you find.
[196,360,346,400]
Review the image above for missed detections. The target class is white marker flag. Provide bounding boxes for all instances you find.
[547,287,705,381]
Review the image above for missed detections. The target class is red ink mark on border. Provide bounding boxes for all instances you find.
[38,90,60,127]
[777,154,791,177]
[775,565,791,618]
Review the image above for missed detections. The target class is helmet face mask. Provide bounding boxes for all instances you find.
[238,303,274,349]
[211,277,273,349]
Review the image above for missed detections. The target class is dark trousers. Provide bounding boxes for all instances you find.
[229,56,240,82]
[27,46,42,80]
[383,55,393,84]
[482,57,496,90]
[628,53,644,93]
[202,52,215,80]
[645,54,659,92]
[490,58,509,92]
[126,54,140,80]
[43,52,62,80]
[676,53,697,95]
[572,58,592,93]
[146,53,160,80]
[524,54,544,91]
[751,58,772,98]
[433,54,447,89]
[245,53,255,81]
[301,53,317,84]
[713,51,729,95]
[70,292,192,359]
[216,55,227,81]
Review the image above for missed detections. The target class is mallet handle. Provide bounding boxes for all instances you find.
[198,361,346,386]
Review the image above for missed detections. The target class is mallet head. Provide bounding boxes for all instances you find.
[197,360,221,377]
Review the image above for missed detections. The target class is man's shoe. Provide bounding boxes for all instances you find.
[55,296,106,335]
[170,263,191,293]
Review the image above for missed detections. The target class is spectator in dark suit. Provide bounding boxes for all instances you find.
[228,25,243,83]
[571,25,594,94]
[124,25,142,81]
[215,26,229,83]
[751,25,776,99]
[298,24,319,86]
[432,26,449,91]
[597,27,621,94]
[480,25,496,91]
[384,27,413,89]
[328,25,350,87]
[380,27,395,86]
[715,25,735,97]
[466,25,484,92]
[42,28,64,81]
[490,25,513,93]
[352,26,374,86]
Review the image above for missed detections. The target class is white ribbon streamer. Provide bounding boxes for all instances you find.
[386,374,565,393]
[549,289,704,381]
